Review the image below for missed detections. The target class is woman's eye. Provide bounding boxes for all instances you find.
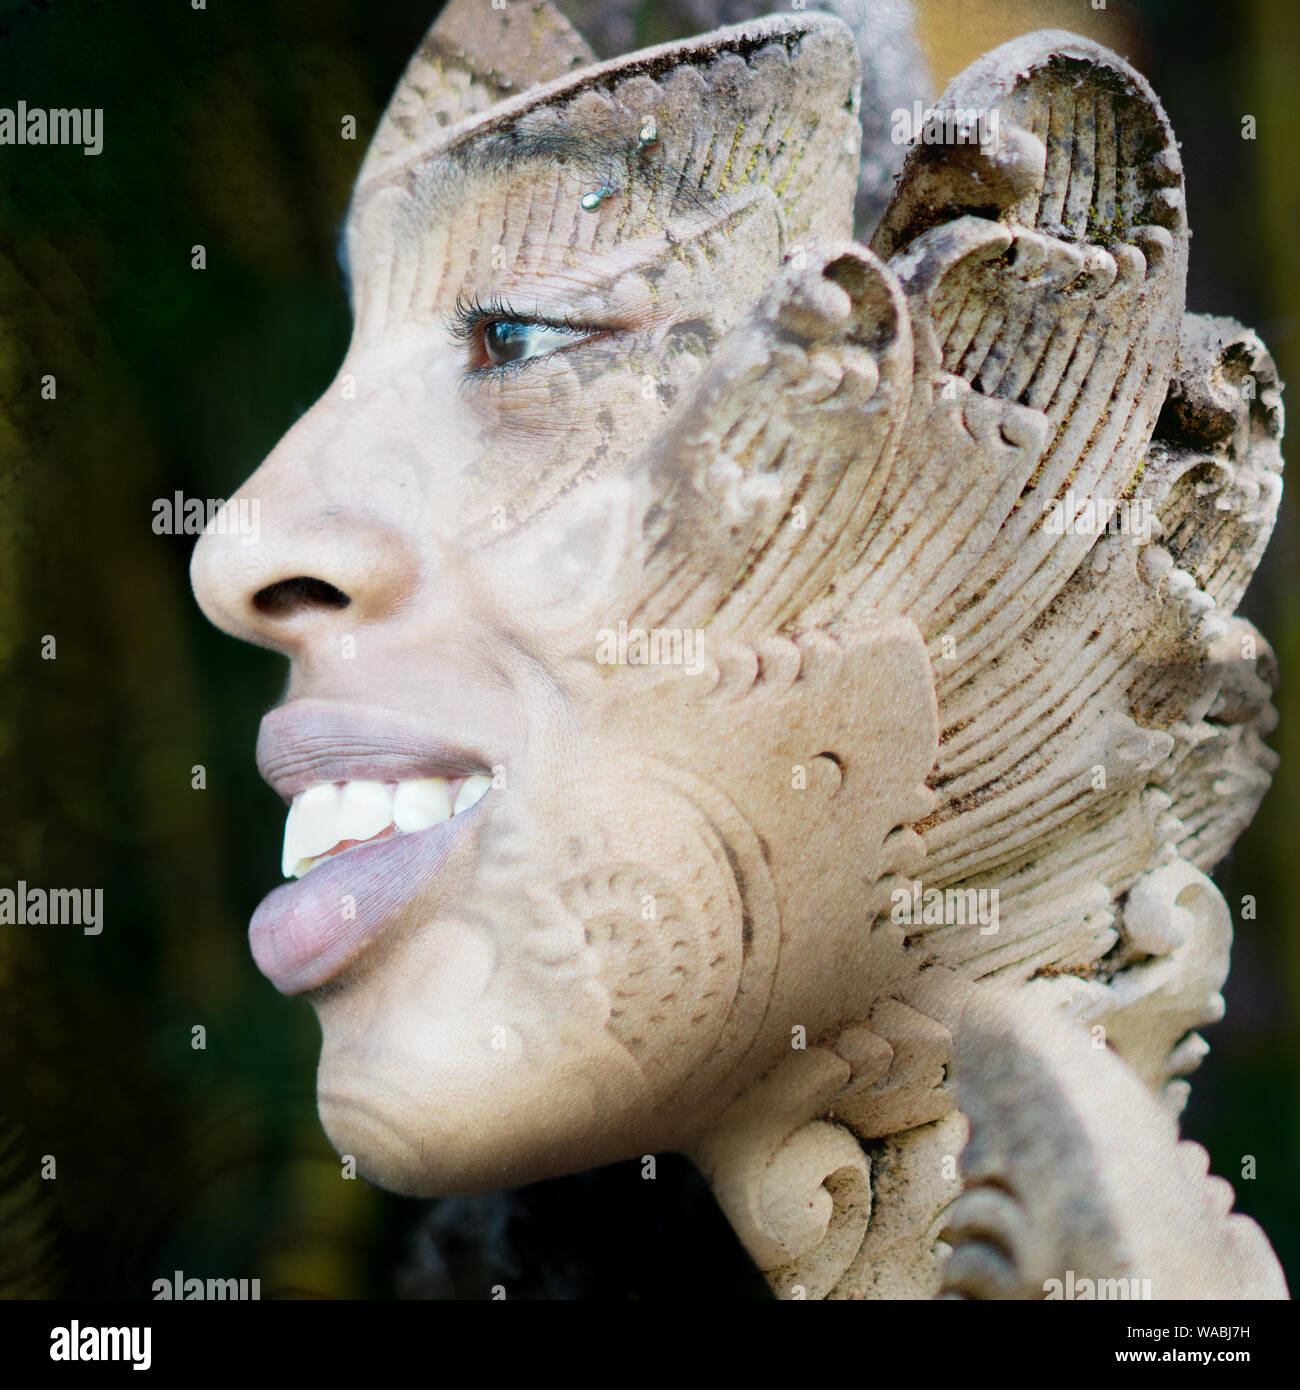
[482,319,585,367]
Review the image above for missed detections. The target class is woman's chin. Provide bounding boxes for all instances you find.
[311,997,665,1197]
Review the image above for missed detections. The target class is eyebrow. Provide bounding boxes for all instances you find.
[338,120,743,309]
[337,129,659,310]
[406,123,714,221]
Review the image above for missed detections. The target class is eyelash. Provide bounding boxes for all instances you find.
[445,290,604,380]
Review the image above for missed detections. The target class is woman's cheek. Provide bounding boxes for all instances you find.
[460,338,673,500]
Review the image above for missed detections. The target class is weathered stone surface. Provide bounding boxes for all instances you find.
[191,0,1287,1300]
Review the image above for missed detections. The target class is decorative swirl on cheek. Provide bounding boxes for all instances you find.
[515,756,782,1104]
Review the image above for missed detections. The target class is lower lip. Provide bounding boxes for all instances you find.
[249,813,475,994]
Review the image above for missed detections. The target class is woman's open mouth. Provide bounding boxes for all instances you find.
[281,775,491,878]
[249,701,498,995]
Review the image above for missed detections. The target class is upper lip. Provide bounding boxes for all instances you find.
[257,698,494,803]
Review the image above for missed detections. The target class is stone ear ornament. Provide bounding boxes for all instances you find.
[331,2,1285,1298]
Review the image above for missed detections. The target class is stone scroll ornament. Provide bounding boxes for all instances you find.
[193,0,1287,1298]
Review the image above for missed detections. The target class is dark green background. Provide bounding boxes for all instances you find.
[0,0,1295,1298]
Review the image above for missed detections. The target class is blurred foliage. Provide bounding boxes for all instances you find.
[0,0,1295,1297]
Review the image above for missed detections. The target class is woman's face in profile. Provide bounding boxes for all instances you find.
[187,112,853,1194]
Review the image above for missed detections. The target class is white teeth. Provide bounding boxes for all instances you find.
[392,778,453,833]
[336,780,393,843]
[454,774,492,814]
[282,839,302,881]
[281,783,341,878]
[295,783,343,857]
[281,773,492,879]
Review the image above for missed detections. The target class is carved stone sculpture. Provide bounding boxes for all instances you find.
[190,0,1287,1298]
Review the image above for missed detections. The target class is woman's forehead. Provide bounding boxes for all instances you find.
[349,125,689,247]
[348,5,862,265]
[341,145,786,333]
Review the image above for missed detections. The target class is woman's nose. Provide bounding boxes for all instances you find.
[190,401,421,656]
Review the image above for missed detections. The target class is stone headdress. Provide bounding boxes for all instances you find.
[358,0,1287,1299]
